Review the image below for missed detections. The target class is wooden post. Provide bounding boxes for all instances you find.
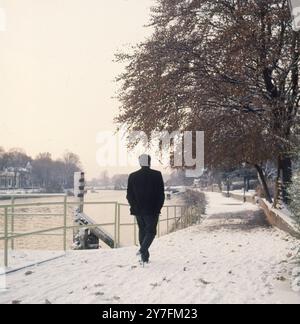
[74,171,85,212]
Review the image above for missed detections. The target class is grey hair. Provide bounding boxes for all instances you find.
[139,154,151,167]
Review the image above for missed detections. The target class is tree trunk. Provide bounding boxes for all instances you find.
[278,155,292,204]
[273,158,281,208]
[255,164,273,203]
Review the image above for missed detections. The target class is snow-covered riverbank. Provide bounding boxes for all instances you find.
[0,192,299,304]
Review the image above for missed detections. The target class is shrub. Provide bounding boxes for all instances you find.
[288,166,300,228]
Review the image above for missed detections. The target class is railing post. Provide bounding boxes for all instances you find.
[63,196,67,251]
[117,203,121,247]
[187,208,189,226]
[4,207,8,268]
[114,203,118,248]
[167,207,169,234]
[11,197,15,250]
[174,207,177,231]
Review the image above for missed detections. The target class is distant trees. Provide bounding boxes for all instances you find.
[62,152,82,188]
[0,148,81,192]
[111,174,129,189]
[0,148,32,170]
[166,170,194,187]
[99,171,110,187]
[31,153,63,192]
[116,0,300,203]
[31,151,81,192]
[88,172,129,189]
[89,171,111,188]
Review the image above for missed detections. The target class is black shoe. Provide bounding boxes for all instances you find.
[141,251,150,263]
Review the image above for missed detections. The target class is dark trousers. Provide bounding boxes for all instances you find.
[135,214,159,261]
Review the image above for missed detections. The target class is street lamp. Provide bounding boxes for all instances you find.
[289,0,300,31]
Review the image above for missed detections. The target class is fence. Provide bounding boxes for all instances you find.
[0,195,202,267]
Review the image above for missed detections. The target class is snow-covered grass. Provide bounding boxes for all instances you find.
[0,193,299,304]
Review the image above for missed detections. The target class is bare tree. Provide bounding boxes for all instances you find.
[62,151,82,188]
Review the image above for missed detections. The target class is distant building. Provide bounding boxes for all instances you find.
[0,162,32,190]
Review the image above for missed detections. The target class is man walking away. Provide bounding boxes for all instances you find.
[127,154,165,264]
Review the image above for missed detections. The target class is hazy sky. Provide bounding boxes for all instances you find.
[0,0,155,178]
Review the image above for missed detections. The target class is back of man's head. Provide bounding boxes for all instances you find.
[139,154,151,168]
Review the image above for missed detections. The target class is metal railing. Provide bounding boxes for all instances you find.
[0,196,202,267]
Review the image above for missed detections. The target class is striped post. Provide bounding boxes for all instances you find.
[73,171,85,246]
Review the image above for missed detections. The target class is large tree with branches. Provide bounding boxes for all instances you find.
[116,0,300,202]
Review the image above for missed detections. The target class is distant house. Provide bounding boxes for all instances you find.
[0,162,32,190]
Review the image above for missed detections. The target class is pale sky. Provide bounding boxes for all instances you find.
[0,0,156,179]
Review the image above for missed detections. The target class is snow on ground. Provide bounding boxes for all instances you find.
[0,192,299,304]
[1,251,66,271]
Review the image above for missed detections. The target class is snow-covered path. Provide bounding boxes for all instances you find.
[0,192,299,304]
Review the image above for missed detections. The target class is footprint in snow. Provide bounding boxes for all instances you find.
[94,283,104,288]
[198,279,211,285]
[25,271,34,276]
[150,283,160,288]
[12,300,22,304]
